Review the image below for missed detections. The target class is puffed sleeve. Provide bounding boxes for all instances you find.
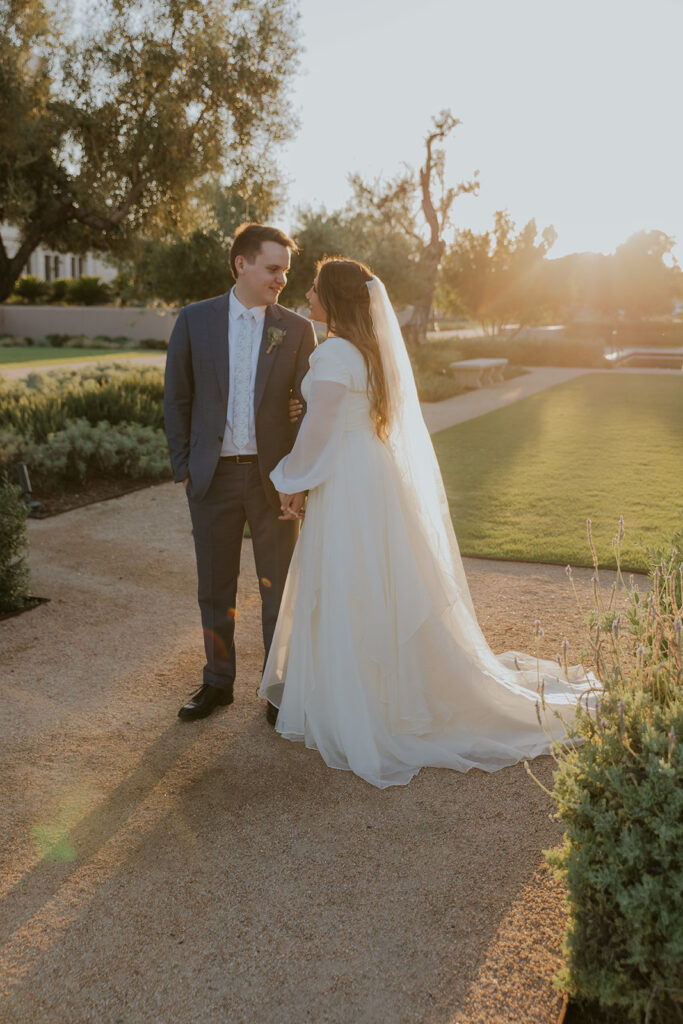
[270,346,351,494]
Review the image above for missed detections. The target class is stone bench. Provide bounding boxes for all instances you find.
[448,357,508,388]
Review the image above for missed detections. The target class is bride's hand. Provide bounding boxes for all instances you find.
[278,492,306,520]
[288,395,304,424]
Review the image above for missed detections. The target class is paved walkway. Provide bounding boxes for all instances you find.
[421,368,584,433]
[422,366,681,433]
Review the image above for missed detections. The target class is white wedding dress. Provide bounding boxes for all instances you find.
[259,281,594,789]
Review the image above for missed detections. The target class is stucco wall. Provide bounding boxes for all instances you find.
[0,305,179,342]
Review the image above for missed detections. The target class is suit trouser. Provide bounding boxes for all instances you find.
[186,459,299,689]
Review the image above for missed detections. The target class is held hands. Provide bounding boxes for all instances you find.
[288,395,304,424]
[278,491,306,521]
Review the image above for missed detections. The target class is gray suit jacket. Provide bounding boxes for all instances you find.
[164,292,317,506]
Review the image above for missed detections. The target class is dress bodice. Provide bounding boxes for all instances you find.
[302,337,373,434]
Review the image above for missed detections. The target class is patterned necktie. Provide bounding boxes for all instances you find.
[232,310,255,450]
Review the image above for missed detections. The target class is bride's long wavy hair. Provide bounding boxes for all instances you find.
[315,257,390,440]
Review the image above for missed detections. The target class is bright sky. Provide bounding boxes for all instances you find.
[280,0,683,263]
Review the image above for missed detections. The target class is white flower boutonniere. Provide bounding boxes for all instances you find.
[266,327,286,355]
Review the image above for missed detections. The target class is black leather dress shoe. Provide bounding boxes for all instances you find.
[178,684,233,721]
[266,701,279,727]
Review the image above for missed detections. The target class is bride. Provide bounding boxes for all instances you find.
[258,257,594,788]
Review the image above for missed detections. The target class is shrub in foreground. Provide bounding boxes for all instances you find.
[0,419,171,490]
[0,475,30,614]
[536,522,683,1023]
[0,365,165,440]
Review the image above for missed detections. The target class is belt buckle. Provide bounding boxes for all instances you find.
[235,454,250,464]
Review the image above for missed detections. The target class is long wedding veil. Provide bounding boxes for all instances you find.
[367,275,479,622]
[367,274,597,698]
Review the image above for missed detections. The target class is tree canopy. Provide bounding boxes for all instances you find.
[280,201,425,310]
[121,174,282,305]
[438,211,557,335]
[0,0,300,299]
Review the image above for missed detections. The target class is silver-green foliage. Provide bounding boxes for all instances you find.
[0,365,171,488]
[0,419,171,488]
[0,364,165,440]
[540,522,683,1023]
[0,476,30,613]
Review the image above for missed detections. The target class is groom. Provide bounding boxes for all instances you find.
[164,223,316,722]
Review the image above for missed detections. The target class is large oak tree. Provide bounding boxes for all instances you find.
[0,0,300,300]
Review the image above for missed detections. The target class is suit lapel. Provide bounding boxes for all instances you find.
[253,304,283,415]
[208,292,231,408]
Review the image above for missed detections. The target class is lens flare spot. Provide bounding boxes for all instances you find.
[203,628,228,660]
[31,823,76,863]
[260,577,272,589]
[30,787,95,863]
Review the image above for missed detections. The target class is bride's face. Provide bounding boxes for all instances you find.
[306,278,327,323]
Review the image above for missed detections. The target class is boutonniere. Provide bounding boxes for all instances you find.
[266,327,286,354]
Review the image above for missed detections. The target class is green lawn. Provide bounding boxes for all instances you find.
[0,347,163,367]
[433,373,683,572]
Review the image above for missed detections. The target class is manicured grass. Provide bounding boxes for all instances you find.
[0,347,162,367]
[433,373,683,572]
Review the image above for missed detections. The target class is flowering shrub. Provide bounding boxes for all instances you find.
[536,521,683,1023]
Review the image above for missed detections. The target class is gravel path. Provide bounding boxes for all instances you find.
[0,482,632,1024]
[2,361,659,1021]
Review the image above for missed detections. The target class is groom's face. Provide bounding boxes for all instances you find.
[235,242,290,307]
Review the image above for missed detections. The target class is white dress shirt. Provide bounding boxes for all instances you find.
[220,287,267,456]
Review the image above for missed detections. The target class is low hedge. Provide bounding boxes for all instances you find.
[10,275,111,305]
[0,364,165,441]
[0,365,172,495]
[0,333,168,351]
[0,419,171,491]
[425,320,683,370]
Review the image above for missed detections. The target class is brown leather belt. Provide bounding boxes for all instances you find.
[220,454,258,464]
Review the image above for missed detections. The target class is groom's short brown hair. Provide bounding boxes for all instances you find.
[229,223,298,280]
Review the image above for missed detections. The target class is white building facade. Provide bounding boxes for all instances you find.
[1,222,117,283]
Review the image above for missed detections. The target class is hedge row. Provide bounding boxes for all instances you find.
[0,333,167,350]
[0,365,171,494]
